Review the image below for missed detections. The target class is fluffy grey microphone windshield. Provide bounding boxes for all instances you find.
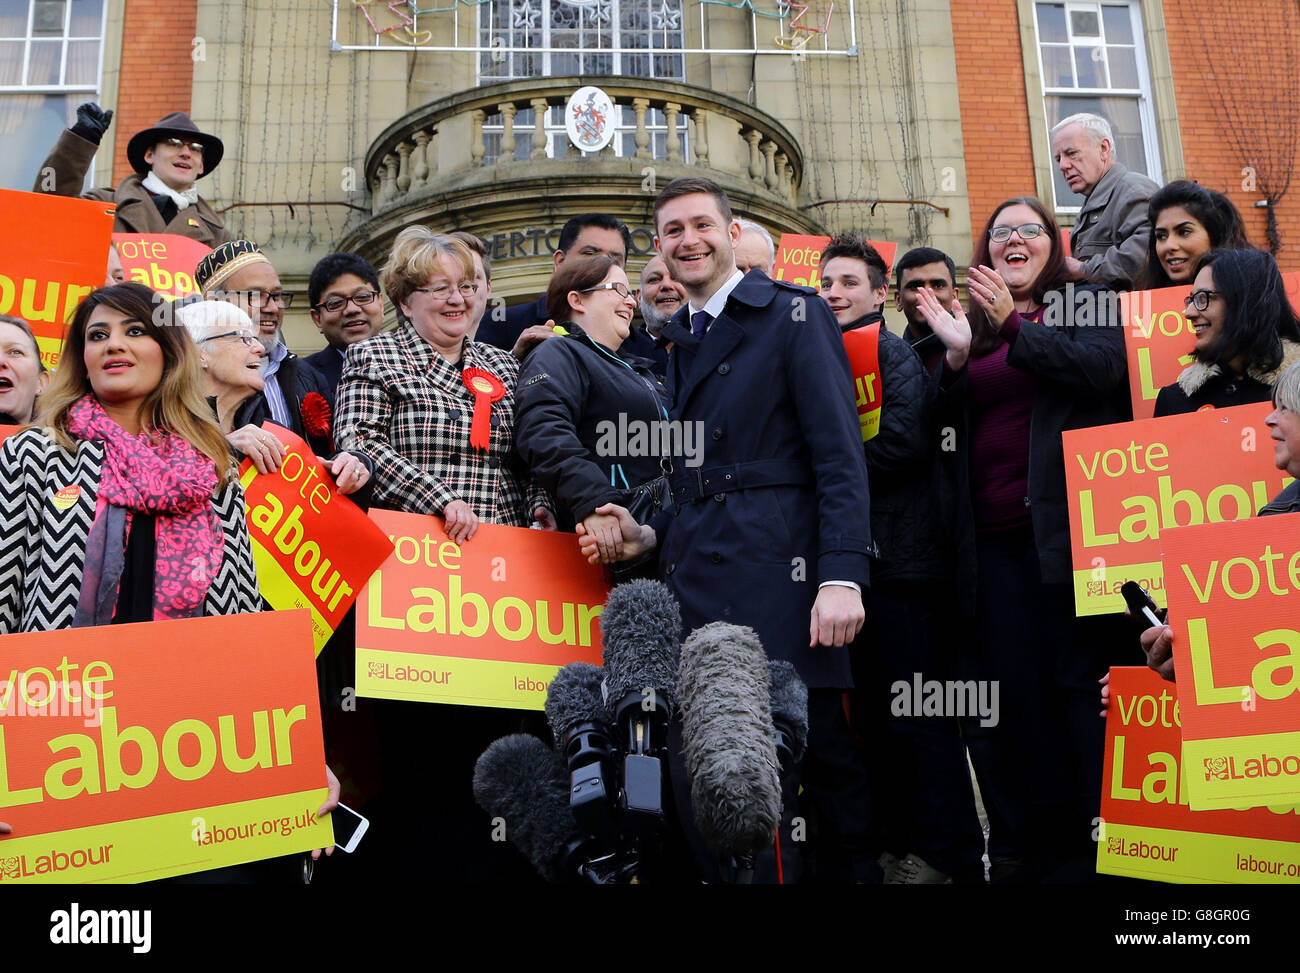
[768,659,809,755]
[677,622,781,856]
[472,734,576,883]
[545,662,606,741]
[599,579,682,713]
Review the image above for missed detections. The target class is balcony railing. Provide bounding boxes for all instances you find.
[363,76,805,214]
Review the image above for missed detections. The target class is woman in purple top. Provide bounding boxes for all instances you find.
[915,196,1136,884]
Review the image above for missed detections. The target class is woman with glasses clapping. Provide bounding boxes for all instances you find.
[1153,248,1300,416]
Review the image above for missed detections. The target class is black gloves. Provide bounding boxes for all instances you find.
[71,102,113,144]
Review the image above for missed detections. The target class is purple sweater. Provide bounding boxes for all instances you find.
[967,308,1040,531]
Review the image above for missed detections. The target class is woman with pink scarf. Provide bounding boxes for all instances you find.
[0,282,338,874]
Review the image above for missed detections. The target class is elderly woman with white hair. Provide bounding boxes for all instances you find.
[178,300,371,495]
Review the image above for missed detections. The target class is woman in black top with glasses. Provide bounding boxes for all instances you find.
[1153,248,1300,416]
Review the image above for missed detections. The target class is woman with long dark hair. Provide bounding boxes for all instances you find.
[916,196,1136,883]
[1140,180,1251,290]
[1154,248,1300,415]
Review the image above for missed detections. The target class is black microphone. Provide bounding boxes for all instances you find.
[599,579,681,837]
[545,661,617,843]
[767,659,809,775]
[677,622,781,864]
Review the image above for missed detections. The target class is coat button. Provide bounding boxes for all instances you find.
[490,415,500,427]
[710,552,722,564]
[712,427,722,440]
[489,457,499,469]
[717,362,731,375]
[713,493,726,503]
[448,409,460,420]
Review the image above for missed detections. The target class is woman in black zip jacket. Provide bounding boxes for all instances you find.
[515,254,671,562]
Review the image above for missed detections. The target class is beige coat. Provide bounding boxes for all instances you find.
[34,129,231,246]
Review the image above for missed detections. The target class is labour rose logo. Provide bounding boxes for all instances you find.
[0,857,19,880]
[565,85,616,153]
[1204,756,1229,781]
[1107,837,1122,854]
[368,662,386,677]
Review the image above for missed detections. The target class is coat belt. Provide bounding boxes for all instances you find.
[670,459,812,503]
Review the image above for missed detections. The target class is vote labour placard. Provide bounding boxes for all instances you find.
[1123,274,1300,421]
[842,321,881,442]
[0,611,331,883]
[772,233,898,290]
[1161,514,1300,811]
[1063,403,1290,616]
[357,509,610,709]
[240,424,394,655]
[113,233,211,301]
[1098,667,1300,882]
[0,189,114,370]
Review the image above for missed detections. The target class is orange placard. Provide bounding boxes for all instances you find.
[0,426,18,442]
[112,233,212,301]
[0,611,331,883]
[1162,514,1300,811]
[1123,273,1300,421]
[0,189,114,370]
[842,321,881,442]
[240,424,394,656]
[357,510,610,709]
[1098,667,1300,883]
[772,233,898,290]
[1063,404,1291,616]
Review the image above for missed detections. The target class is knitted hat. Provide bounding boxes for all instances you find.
[127,112,224,177]
[195,240,272,296]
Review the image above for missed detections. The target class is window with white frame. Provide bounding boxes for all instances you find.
[478,0,687,163]
[0,0,105,191]
[1033,1,1161,212]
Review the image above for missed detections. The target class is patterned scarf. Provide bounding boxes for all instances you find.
[68,395,223,625]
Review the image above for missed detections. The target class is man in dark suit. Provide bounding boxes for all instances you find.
[578,177,877,882]
[476,213,631,357]
[305,252,385,396]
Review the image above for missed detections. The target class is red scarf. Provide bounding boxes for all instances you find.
[68,395,224,624]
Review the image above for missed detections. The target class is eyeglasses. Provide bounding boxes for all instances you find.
[221,289,295,309]
[989,223,1048,243]
[579,281,633,299]
[314,290,380,313]
[160,137,205,155]
[413,282,479,301]
[199,330,259,346]
[1184,289,1223,312]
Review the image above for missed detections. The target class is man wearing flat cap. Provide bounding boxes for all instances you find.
[34,103,231,246]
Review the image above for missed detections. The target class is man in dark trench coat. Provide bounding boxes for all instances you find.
[579,176,878,881]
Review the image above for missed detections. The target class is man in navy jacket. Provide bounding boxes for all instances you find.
[580,177,877,881]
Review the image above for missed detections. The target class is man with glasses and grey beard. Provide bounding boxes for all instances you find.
[618,254,682,375]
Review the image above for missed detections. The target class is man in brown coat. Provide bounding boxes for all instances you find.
[34,103,231,246]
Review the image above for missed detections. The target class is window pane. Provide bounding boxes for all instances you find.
[1035,2,1067,43]
[0,93,83,190]
[33,0,65,37]
[66,37,96,84]
[1101,4,1134,44]
[69,0,102,36]
[26,39,61,83]
[1042,45,1073,87]
[1048,95,1147,207]
[0,40,20,82]
[1074,46,1103,88]
[1108,45,1138,88]
[1070,8,1100,37]
[0,0,27,37]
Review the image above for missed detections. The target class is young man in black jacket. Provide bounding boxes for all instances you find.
[821,237,985,884]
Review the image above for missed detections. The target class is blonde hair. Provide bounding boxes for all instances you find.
[381,226,476,313]
[37,284,236,486]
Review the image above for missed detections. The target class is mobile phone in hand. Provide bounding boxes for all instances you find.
[1120,580,1164,630]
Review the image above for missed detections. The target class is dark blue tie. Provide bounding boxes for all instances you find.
[690,310,712,336]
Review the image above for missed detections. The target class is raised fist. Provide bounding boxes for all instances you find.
[72,102,113,143]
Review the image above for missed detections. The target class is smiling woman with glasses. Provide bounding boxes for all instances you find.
[1154,248,1300,416]
[912,193,1135,883]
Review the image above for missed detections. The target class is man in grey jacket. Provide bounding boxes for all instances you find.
[1052,112,1159,289]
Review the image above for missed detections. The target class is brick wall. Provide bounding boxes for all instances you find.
[950,0,1037,247]
[109,0,199,182]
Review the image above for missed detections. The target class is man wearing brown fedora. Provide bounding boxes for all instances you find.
[34,102,231,246]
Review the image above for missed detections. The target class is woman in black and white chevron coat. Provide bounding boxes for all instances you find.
[0,283,343,870]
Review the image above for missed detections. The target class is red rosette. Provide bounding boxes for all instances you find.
[301,391,335,453]
[461,367,506,451]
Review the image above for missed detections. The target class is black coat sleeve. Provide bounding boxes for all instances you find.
[514,341,624,524]
[864,329,929,476]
